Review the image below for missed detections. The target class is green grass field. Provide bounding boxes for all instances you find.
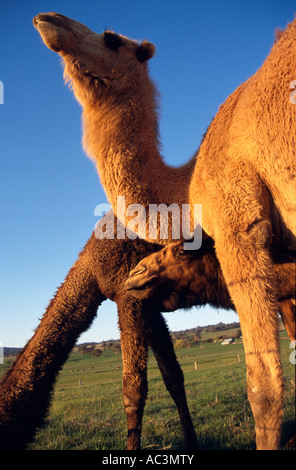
[1,331,295,450]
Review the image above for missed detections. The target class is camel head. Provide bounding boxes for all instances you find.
[125,234,296,312]
[124,238,223,311]
[33,12,155,105]
[124,243,178,300]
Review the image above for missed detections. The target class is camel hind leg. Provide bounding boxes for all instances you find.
[214,220,284,450]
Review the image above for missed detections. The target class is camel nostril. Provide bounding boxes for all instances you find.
[130,265,147,277]
[33,15,40,26]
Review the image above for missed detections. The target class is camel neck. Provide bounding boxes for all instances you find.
[82,85,195,211]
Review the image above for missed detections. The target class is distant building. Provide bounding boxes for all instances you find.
[221,338,234,345]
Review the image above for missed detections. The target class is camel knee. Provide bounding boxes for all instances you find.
[123,393,146,414]
[123,390,146,450]
[122,373,147,412]
[248,375,284,415]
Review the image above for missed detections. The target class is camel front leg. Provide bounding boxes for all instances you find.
[214,225,284,450]
[0,253,103,450]
[117,294,149,450]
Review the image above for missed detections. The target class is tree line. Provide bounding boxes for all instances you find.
[76,322,242,356]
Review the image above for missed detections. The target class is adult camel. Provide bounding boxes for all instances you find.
[33,13,296,449]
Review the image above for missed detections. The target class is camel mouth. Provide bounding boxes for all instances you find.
[124,270,158,292]
[33,13,77,53]
[125,281,154,291]
[123,278,156,300]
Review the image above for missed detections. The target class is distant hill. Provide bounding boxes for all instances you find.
[75,321,242,351]
[5,319,285,355]
[4,347,22,357]
[75,319,285,351]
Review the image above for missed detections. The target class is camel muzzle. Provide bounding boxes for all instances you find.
[124,265,160,293]
[33,13,73,33]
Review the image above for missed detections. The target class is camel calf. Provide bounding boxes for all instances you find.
[125,238,296,344]
[0,231,197,450]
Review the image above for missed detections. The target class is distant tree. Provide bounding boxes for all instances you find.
[174,339,185,349]
[175,338,192,349]
[214,336,222,342]
[171,333,177,342]
[92,348,102,358]
[191,334,201,345]
[79,346,88,355]
[111,343,122,354]
[194,327,202,341]
[206,325,217,333]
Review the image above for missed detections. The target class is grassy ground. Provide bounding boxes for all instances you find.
[1,331,295,450]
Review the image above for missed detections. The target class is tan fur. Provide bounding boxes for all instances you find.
[34,13,296,449]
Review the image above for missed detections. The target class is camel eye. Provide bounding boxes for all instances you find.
[175,247,194,259]
[173,246,186,258]
[177,250,186,257]
[104,32,123,52]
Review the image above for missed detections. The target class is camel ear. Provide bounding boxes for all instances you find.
[136,41,155,62]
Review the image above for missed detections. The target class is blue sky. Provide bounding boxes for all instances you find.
[0,1,295,347]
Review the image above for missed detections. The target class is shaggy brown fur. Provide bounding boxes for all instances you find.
[0,230,198,450]
[124,238,296,343]
[33,13,296,449]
